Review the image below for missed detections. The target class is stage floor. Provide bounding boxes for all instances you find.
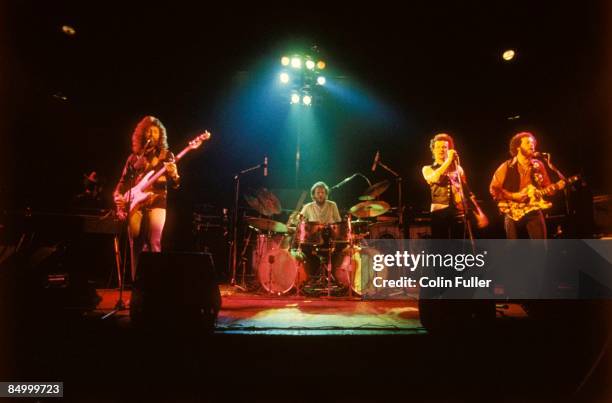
[94,285,528,335]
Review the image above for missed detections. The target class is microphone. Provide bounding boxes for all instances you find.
[142,138,153,154]
[371,151,380,172]
[533,152,550,159]
[263,156,268,177]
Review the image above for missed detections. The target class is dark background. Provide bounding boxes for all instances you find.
[1,1,610,250]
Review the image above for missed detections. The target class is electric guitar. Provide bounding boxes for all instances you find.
[116,131,211,220]
[497,175,579,221]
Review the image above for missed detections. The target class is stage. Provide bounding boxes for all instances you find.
[94,286,528,335]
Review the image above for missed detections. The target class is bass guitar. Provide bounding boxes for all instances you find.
[116,131,211,220]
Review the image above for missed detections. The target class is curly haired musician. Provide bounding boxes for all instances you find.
[489,131,565,239]
[422,133,488,239]
[113,116,180,280]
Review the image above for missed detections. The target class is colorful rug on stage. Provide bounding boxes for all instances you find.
[216,291,424,334]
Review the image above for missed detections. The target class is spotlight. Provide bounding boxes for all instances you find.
[281,56,290,66]
[502,49,516,61]
[305,60,315,70]
[316,76,326,85]
[290,93,300,104]
[279,72,290,84]
[316,60,326,70]
[291,57,302,69]
[61,25,76,36]
[302,95,312,106]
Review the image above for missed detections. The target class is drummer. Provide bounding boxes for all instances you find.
[299,181,342,224]
[296,181,344,283]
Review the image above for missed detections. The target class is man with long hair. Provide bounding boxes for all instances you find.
[113,116,180,280]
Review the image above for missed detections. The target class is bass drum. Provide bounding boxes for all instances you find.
[257,249,307,295]
[334,246,386,296]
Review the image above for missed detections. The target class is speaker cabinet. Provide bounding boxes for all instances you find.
[130,252,221,329]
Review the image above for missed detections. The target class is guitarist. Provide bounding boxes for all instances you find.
[489,131,565,239]
[113,116,180,280]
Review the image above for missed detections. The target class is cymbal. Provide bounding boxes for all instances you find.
[358,180,390,201]
[256,187,281,216]
[349,201,390,218]
[244,193,264,214]
[245,217,288,233]
[244,188,282,217]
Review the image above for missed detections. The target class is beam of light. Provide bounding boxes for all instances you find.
[279,72,290,84]
[302,95,312,106]
[281,56,290,66]
[502,49,516,61]
[316,76,326,85]
[291,93,300,104]
[316,60,326,70]
[305,60,315,70]
[291,57,302,69]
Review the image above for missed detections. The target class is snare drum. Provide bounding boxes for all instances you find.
[257,249,307,295]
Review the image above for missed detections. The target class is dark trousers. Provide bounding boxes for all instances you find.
[431,206,467,239]
[504,210,547,239]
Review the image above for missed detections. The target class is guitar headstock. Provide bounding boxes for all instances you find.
[188,131,211,149]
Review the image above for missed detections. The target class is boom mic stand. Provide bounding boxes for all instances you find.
[230,160,266,289]
[329,173,372,193]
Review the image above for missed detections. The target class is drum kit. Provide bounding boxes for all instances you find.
[238,181,397,297]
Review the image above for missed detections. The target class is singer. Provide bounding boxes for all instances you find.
[113,116,180,280]
[422,133,485,239]
[489,131,564,239]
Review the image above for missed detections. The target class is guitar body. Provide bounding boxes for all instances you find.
[119,171,156,219]
[497,176,578,221]
[498,185,553,221]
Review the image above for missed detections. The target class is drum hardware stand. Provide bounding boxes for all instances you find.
[346,215,355,299]
[236,227,256,292]
[376,154,404,235]
[230,160,266,289]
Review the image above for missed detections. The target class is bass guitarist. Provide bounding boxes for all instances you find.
[113,116,180,280]
[489,131,565,239]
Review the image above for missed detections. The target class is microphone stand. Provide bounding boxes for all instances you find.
[540,153,571,216]
[453,157,476,253]
[102,161,139,320]
[376,157,404,233]
[230,160,266,290]
[329,173,372,193]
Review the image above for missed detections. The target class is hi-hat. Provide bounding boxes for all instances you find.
[245,217,288,233]
[349,201,390,218]
[358,180,390,201]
